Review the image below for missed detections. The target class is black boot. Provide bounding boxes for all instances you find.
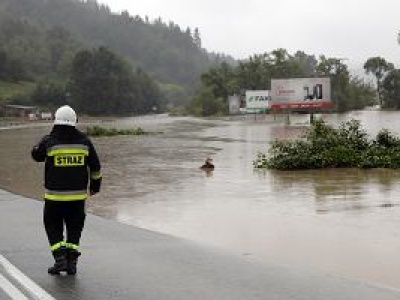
[48,249,67,275]
[66,250,81,275]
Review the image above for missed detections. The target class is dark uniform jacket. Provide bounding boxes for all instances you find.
[31,125,102,201]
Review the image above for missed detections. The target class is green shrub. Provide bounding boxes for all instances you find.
[254,119,400,170]
[86,126,147,137]
[375,129,400,148]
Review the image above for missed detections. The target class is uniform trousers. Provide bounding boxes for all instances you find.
[43,200,86,248]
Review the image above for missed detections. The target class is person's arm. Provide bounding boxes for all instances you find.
[31,135,50,162]
[87,140,102,195]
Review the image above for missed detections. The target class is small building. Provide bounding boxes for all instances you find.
[228,95,240,115]
[40,112,53,120]
[228,95,246,115]
[2,104,39,118]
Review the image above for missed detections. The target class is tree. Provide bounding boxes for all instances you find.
[381,69,400,109]
[347,77,376,109]
[269,48,303,78]
[317,56,350,112]
[191,87,226,116]
[5,57,27,82]
[0,50,7,79]
[31,81,66,108]
[68,47,162,115]
[193,28,202,48]
[363,57,394,106]
[397,30,400,46]
[293,51,318,76]
[69,47,130,115]
[200,62,236,101]
[236,53,271,90]
[45,26,80,76]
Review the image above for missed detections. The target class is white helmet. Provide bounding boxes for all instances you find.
[54,105,77,126]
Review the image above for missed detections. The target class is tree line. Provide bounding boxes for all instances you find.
[29,47,163,116]
[1,0,399,116]
[190,49,381,116]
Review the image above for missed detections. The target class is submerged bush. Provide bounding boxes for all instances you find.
[254,119,400,170]
[86,126,147,137]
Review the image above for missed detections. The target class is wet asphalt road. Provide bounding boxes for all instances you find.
[1,190,400,300]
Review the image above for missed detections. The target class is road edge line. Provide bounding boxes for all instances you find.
[0,273,30,300]
[0,254,56,300]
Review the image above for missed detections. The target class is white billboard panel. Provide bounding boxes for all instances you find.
[245,90,271,113]
[270,78,332,109]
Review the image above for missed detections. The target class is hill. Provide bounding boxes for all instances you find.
[0,0,234,106]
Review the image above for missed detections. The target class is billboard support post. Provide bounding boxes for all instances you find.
[285,111,290,125]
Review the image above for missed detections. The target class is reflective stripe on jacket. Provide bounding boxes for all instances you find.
[31,125,102,201]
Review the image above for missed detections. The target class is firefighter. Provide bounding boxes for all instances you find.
[31,105,102,275]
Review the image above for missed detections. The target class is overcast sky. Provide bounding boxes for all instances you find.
[98,0,399,69]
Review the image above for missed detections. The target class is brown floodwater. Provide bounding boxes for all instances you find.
[2,111,400,289]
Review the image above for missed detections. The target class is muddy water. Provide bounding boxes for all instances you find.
[2,111,400,288]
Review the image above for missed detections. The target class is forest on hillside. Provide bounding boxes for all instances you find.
[0,0,233,84]
[0,0,233,114]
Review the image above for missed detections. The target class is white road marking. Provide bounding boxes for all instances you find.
[0,254,56,300]
[0,273,29,300]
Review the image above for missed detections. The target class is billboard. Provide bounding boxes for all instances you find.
[270,78,332,110]
[245,90,271,113]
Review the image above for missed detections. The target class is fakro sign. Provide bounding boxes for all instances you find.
[245,90,271,113]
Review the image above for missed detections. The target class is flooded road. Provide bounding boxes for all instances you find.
[2,111,400,289]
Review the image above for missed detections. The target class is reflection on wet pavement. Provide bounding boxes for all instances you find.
[2,112,400,288]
